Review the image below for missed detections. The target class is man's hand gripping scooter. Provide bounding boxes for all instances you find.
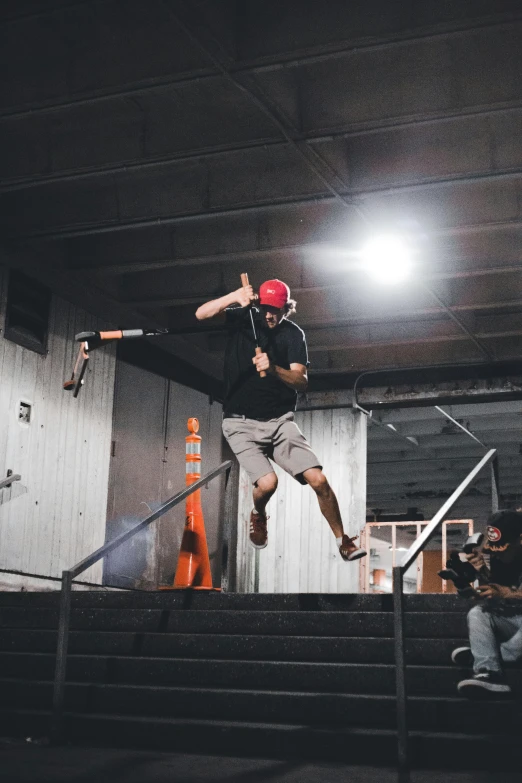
[240,272,266,379]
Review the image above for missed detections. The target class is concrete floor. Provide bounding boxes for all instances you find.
[1,742,520,783]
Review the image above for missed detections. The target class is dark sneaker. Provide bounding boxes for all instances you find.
[339,534,367,562]
[451,646,474,667]
[457,670,512,698]
[249,510,268,549]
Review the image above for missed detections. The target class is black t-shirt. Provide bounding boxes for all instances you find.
[223,306,309,419]
[489,552,522,589]
[481,552,522,615]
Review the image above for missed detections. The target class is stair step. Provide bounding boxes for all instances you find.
[0,709,518,769]
[2,678,519,733]
[2,652,521,695]
[0,591,468,612]
[0,628,469,664]
[1,590,517,769]
[0,608,468,637]
[0,708,398,763]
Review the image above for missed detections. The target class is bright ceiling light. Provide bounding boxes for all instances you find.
[360,236,413,284]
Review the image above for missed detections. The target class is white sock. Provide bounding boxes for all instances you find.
[336,536,343,547]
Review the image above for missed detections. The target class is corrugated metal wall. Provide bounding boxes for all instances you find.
[236,409,367,593]
[105,359,224,588]
[0,267,116,587]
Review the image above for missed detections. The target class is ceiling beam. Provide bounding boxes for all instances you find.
[3,103,522,195]
[197,328,522,355]
[311,359,522,377]
[77,243,334,275]
[307,328,522,353]
[10,194,336,240]
[122,286,522,315]
[8,164,522,242]
[83,248,522,279]
[368,455,522,465]
[161,301,522,336]
[302,386,522,411]
[0,137,285,194]
[373,400,522,420]
[368,463,522,477]
[369,431,522,448]
[2,14,519,121]
[12,170,522,243]
[367,476,512,489]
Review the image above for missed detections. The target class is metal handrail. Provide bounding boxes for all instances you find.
[352,360,497,410]
[393,447,497,769]
[0,473,21,491]
[434,405,488,450]
[51,459,234,742]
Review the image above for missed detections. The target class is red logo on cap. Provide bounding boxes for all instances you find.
[487,526,501,542]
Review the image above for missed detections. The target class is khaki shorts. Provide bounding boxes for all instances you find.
[222,412,321,485]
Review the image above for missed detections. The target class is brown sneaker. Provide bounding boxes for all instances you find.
[339,534,367,561]
[249,509,268,549]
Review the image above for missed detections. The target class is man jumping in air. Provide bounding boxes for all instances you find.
[196,278,367,562]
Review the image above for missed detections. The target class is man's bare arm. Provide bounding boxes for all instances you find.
[273,363,308,392]
[195,285,255,320]
[253,354,308,392]
[477,584,522,600]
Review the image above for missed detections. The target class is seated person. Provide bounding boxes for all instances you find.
[449,510,522,697]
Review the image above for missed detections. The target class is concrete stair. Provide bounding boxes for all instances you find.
[0,591,519,768]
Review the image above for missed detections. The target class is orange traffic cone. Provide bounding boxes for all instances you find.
[160,417,219,591]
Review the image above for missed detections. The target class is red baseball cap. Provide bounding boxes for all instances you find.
[259,279,290,309]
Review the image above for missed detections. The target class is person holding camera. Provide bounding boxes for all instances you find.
[447,510,522,697]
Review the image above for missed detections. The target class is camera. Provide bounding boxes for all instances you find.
[462,532,484,554]
[438,532,486,596]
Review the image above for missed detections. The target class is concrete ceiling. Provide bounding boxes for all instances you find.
[367,400,522,518]
[1,0,522,389]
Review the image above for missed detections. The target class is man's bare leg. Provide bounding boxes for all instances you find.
[302,467,366,560]
[253,471,278,516]
[249,471,278,549]
[302,467,343,537]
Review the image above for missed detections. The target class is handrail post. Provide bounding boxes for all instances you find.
[48,459,229,743]
[221,458,239,593]
[51,569,73,743]
[491,456,500,513]
[393,448,497,771]
[393,565,408,770]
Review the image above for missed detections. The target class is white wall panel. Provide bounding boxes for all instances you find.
[105,360,224,588]
[0,267,116,586]
[236,409,367,593]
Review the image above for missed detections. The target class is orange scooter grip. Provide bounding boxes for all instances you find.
[240,273,258,302]
[254,346,266,379]
[99,330,124,340]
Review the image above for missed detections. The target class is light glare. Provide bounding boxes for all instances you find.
[360,236,413,284]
